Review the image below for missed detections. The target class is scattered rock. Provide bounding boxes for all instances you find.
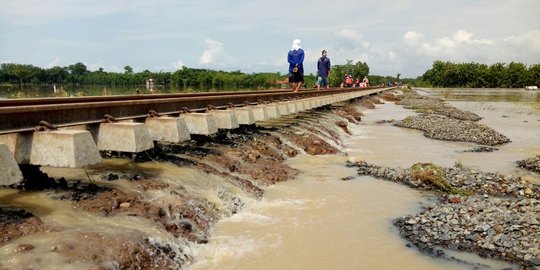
[517,155,540,174]
[15,244,35,253]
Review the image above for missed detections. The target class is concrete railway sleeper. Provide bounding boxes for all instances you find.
[0,87,395,185]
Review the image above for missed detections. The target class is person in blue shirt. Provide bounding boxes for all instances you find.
[288,39,304,92]
[316,50,331,90]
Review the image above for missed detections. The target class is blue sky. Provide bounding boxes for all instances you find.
[1,0,539,78]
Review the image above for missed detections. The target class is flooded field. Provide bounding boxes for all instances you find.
[0,88,538,269]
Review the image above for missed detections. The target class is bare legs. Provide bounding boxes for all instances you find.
[291,82,302,92]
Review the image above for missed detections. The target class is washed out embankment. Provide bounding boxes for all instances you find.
[348,89,540,269]
[0,98,371,269]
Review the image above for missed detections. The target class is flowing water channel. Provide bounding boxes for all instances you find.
[0,88,538,269]
[189,88,539,270]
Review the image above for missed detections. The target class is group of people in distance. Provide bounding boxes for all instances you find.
[341,74,370,88]
[287,38,369,92]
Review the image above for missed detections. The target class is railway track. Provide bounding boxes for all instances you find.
[0,87,380,134]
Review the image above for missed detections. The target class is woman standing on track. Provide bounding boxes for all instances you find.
[287,39,304,92]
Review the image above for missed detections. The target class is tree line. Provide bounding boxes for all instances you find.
[0,62,284,90]
[419,60,540,88]
[0,61,403,91]
[3,60,536,91]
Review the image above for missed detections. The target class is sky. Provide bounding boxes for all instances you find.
[1,0,539,78]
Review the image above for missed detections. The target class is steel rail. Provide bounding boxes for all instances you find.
[0,89,293,107]
[0,87,386,134]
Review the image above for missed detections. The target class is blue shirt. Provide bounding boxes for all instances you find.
[317,56,331,77]
[288,48,304,73]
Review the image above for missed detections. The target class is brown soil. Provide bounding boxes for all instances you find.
[369,96,385,104]
[136,179,171,191]
[71,186,216,243]
[282,129,339,155]
[381,92,402,102]
[200,135,300,185]
[333,105,363,123]
[360,99,376,109]
[298,122,342,146]
[335,120,351,135]
[52,231,182,270]
[0,208,50,245]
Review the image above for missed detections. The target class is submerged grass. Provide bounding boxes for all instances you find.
[411,163,472,195]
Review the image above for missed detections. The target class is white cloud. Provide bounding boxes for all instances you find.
[46,57,62,68]
[436,37,455,49]
[170,60,185,70]
[2,0,539,78]
[199,39,233,66]
[403,29,496,57]
[399,28,540,75]
[452,30,492,45]
[504,30,540,52]
[403,31,423,46]
[335,28,370,49]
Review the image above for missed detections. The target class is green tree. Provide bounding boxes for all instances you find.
[526,63,540,87]
[506,62,527,88]
[124,65,133,75]
[1,63,37,87]
[45,66,69,84]
[329,60,370,87]
[67,62,88,84]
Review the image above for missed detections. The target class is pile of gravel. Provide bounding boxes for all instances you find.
[348,161,540,268]
[394,196,540,268]
[396,95,481,121]
[394,114,510,146]
[349,161,538,199]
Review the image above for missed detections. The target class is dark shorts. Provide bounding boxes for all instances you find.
[289,71,304,83]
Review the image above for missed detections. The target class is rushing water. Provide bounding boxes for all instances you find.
[1,88,538,269]
[189,89,539,269]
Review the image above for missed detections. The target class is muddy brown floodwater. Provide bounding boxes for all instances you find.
[190,89,539,270]
[1,88,538,269]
